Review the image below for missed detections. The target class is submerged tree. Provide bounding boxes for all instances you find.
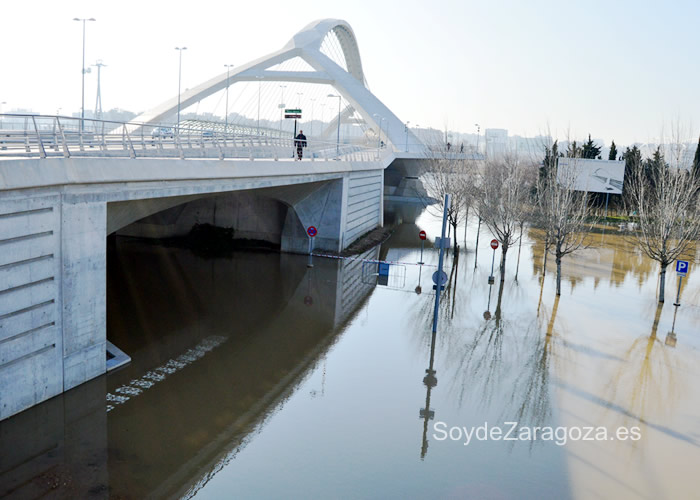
[627,151,700,302]
[422,145,475,249]
[536,156,593,295]
[477,154,535,282]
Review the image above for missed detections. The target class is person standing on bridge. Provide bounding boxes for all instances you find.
[295,130,307,160]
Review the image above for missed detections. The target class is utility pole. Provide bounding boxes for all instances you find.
[92,60,106,121]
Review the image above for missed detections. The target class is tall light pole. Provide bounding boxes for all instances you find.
[475,123,480,155]
[175,47,187,133]
[405,121,411,152]
[328,94,341,158]
[279,84,286,132]
[73,17,96,131]
[373,113,385,149]
[0,101,6,129]
[92,60,106,121]
[309,98,316,137]
[223,64,234,135]
[256,76,263,135]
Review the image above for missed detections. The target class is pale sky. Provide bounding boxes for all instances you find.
[1,0,698,145]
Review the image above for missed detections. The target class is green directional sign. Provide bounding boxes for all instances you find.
[284,108,302,114]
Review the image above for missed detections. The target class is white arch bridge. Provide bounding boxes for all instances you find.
[0,19,433,421]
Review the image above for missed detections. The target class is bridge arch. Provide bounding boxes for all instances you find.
[132,19,422,153]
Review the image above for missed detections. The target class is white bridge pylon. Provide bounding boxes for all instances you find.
[133,19,423,153]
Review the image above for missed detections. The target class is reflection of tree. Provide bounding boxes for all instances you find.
[605,303,681,426]
[507,297,559,432]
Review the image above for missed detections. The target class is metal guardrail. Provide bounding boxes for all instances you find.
[0,114,387,162]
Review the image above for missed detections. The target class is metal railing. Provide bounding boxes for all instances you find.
[0,114,387,163]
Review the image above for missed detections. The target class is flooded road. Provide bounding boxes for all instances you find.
[2,203,700,499]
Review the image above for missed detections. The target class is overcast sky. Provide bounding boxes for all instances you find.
[2,0,698,145]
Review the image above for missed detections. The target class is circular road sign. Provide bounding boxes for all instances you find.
[419,230,427,240]
[432,270,448,286]
[307,226,317,237]
[490,239,499,250]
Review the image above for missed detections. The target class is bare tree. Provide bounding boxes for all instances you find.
[422,145,475,249]
[536,156,593,296]
[627,151,700,302]
[477,154,535,282]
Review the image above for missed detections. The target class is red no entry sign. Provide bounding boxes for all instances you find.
[419,230,427,240]
[490,239,499,250]
[307,226,317,237]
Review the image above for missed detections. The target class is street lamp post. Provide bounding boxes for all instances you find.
[405,121,410,152]
[0,101,6,129]
[373,113,385,149]
[73,17,96,131]
[175,47,187,134]
[327,94,341,159]
[310,98,316,137]
[475,123,480,154]
[224,64,234,135]
[256,76,263,135]
[279,84,286,132]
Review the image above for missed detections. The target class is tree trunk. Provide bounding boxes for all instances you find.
[500,245,508,283]
[555,254,562,296]
[659,264,667,303]
[474,217,481,269]
[464,208,469,247]
[515,225,523,281]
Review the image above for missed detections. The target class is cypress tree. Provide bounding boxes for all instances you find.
[582,134,602,159]
[692,136,700,180]
[609,140,618,161]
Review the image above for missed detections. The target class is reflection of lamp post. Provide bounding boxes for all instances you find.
[327,94,341,159]
[419,327,438,459]
[175,46,187,133]
[223,64,234,135]
[73,17,96,131]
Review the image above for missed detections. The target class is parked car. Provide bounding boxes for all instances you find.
[151,127,174,139]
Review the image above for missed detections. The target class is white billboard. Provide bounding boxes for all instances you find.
[557,158,625,194]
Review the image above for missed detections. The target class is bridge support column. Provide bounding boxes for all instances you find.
[60,199,107,390]
[280,179,346,254]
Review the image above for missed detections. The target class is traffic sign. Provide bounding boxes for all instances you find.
[676,260,689,276]
[307,226,317,237]
[419,230,427,240]
[284,108,302,113]
[285,114,302,119]
[432,270,448,286]
[490,239,499,250]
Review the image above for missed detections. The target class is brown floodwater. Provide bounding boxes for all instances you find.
[1,203,699,499]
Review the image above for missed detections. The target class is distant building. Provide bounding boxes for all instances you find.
[485,128,508,157]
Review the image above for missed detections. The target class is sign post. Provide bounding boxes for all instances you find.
[674,260,689,306]
[307,225,317,268]
[432,194,451,334]
[285,109,303,157]
[418,230,427,264]
[489,239,499,284]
